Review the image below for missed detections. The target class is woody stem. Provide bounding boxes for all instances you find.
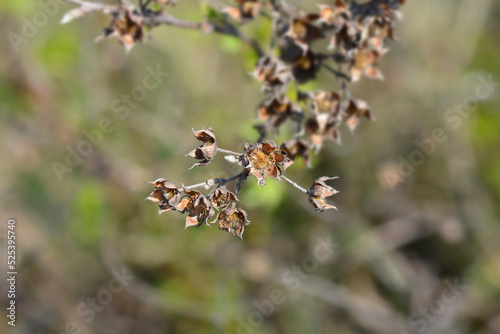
[214,172,244,186]
[184,180,214,190]
[281,175,309,194]
[144,13,264,57]
[141,0,153,11]
[184,172,244,190]
[323,63,351,81]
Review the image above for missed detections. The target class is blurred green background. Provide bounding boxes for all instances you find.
[1,0,500,333]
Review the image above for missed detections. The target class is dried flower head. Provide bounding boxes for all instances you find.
[187,128,217,169]
[286,14,324,50]
[243,141,289,186]
[280,139,310,169]
[329,21,359,52]
[278,36,307,63]
[216,208,250,239]
[146,178,180,214]
[176,187,215,228]
[96,4,145,53]
[342,98,372,131]
[360,16,394,50]
[258,97,302,133]
[252,55,290,93]
[349,48,385,82]
[209,186,238,210]
[305,115,340,151]
[291,50,322,84]
[309,176,338,212]
[312,90,341,115]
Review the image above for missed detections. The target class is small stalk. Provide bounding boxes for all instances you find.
[217,148,243,156]
[281,175,309,194]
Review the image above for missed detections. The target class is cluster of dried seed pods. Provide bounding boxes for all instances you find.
[146,128,338,238]
[61,1,404,237]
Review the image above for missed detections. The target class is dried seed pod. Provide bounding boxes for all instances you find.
[305,116,340,151]
[280,139,311,169]
[349,49,385,83]
[252,55,291,94]
[341,98,372,131]
[309,177,339,212]
[95,4,145,53]
[187,128,218,169]
[176,187,215,228]
[146,178,180,214]
[243,141,290,186]
[209,187,238,210]
[216,208,250,239]
[291,50,322,84]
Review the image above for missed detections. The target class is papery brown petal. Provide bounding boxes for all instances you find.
[254,171,267,186]
[273,152,284,163]
[192,128,216,144]
[346,117,360,131]
[187,148,202,159]
[183,187,201,198]
[266,164,279,179]
[364,67,384,81]
[317,176,339,183]
[261,141,277,154]
[199,144,217,159]
[224,7,242,21]
[175,198,191,213]
[159,202,175,215]
[146,189,165,203]
[235,225,245,239]
[185,215,201,229]
[350,68,362,83]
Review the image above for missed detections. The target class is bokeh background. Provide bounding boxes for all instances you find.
[1,0,500,333]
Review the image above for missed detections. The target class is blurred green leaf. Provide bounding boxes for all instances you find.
[220,35,243,54]
[70,182,106,247]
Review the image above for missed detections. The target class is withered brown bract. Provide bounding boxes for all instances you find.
[309,177,339,212]
[186,128,218,169]
[216,208,250,239]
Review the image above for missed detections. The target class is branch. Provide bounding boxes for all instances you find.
[61,0,118,24]
[322,63,351,81]
[281,175,309,194]
[216,148,243,156]
[143,12,264,56]
[184,172,244,190]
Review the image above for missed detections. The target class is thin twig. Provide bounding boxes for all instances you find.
[217,148,243,156]
[214,172,244,187]
[184,179,215,190]
[141,0,153,12]
[143,12,264,56]
[281,175,309,194]
[184,172,244,190]
[322,63,350,81]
